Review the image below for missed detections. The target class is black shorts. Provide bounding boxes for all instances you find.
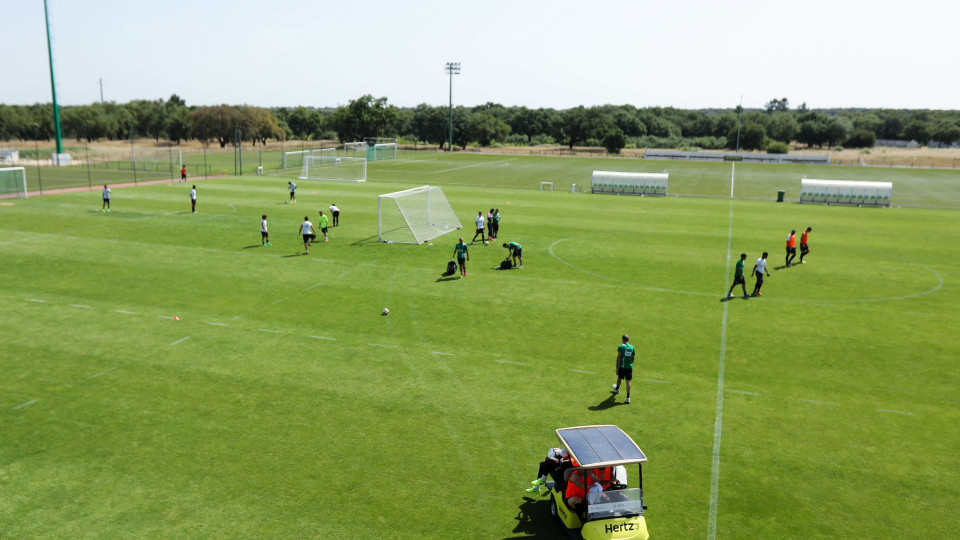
[787,247,797,255]
[514,247,522,257]
[755,270,764,283]
[321,227,328,234]
[457,256,466,264]
[332,211,339,217]
[303,233,315,242]
[617,368,633,381]
[733,275,745,285]
[800,242,809,253]
[261,231,268,239]
[476,227,485,234]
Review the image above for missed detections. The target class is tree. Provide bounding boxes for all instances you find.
[560,106,590,149]
[602,128,627,154]
[903,119,930,143]
[189,105,241,148]
[244,107,283,145]
[286,107,323,140]
[466,112,510,147]
[331,94,402,142]
[930,120,960,144]
[727,122,766,151]
[845,129,876,148]
[824,116,851,147]
[764,97,789,113]
[767,112,798,143]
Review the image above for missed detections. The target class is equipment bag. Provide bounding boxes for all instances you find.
[500,258,513,270]
[446,260,457,275]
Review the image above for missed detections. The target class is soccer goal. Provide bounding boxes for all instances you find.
[591,171,668,196]
[0,167,27,199]
[378,185,462,244]
[299,155,366,182]
[344,141,397,162]
[282,148,337,170]
[130,147,182,173]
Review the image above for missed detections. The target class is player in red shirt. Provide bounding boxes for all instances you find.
[799,227,812,264]
[785,229,797,267]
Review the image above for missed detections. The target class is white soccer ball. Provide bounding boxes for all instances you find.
[382,308,389,315]
[484,241,489,245]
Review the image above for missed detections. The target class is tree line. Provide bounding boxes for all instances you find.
[2,95,959,154]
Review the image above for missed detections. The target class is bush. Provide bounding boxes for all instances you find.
[845,129,876,148]
[602,129,627,154]
[766,141,789,154]
[832,146,844,152]
[529,134,555,146]
[505,134,529,145]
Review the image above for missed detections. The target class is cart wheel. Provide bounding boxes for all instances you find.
[549,497,559,522]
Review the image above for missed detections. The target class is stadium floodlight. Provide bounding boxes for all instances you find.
[299,156,366,182]
[378,185,462,244]
[0,167,28,199]
[445,62,460,152]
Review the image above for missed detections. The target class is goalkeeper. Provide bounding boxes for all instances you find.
[502,241,523,269]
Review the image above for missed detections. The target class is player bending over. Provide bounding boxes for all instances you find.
[503,241,523,268]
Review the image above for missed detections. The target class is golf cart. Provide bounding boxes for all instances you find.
[543,425,649,540]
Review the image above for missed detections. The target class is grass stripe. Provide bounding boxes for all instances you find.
[431,351,456,356]
[368,343,397,349]
[569,369,596,375]
[205,322,228,326]
[641,378,672,384]
[70,304,91,309]
[494,359,525,366]
[116,310,136,314]
[727,389,760,396]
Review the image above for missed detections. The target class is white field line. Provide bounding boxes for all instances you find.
[641,378,672,384]
[205,322,228,326]
[494,359,525,366]
[270,299,284,305]
[25,298,47,303]
[431,351,456,356]
[337,271,350,278]
[432,158,516,174]
[307,282,323,289]
[799,398,837,406]
[116,310,136,314]
[170,336,190,346]
[258,329,281,334]
[71,304,91,309]
[12,399,39,410]
[707,197,735,540]
[87,367,117,379]
[876,408,915,416]
[230,315,243,320]
[310,335,336,341]
[368,343,397,349]
[158,315,174,320]
[569,369,596,375]
[727,389,760,396]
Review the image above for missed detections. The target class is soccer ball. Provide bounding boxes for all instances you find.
[382,308,390,315]
[484,241,489,245]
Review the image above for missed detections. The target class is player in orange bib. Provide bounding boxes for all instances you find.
[785,229,797,267]
[799,227,812,263]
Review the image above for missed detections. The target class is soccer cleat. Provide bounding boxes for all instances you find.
[612,384,619,394]
[801,260,806,264]
[625,397,631,404]
[727,292,734,298]
[531,478,544,486]
[756,291,763,296]
[519,265,523,269]
[525,486,541,493]
[743,294,750,299]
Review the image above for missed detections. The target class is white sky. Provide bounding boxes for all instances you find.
[4,0,959,111]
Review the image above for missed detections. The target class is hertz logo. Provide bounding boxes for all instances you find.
[605,523,637,533]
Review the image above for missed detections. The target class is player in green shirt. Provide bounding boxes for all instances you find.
[727,253,748,299]
[492,209,501,239]
[612,334,636,404]
[318,211,329,242]
[502,241,523,268]
[452,237,470,277]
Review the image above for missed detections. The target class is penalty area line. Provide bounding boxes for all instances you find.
[641,378,672,384]
[25,298,47,303]
[170,336,190,346]
[431,351,456,356]
[494,359,525,366]
[368,343,397,349]
[258,329,281,334]
[87,367,117,379]
[569,369,596,375]
[876,408,915,416]
[726,389,760,396]
[310,335,336,341]
[12,398,39,410]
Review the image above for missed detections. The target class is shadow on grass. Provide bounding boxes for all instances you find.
[241,245,261,249]
[436,275,460,282]
[282,253,307,258]
[351,234,380,246]
[721,295,752,302]
[588,394,620,411]
[508,496,557,539]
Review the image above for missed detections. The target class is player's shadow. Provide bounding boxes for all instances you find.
[508,496,556,539]
[241,245,261,249]
[436,275,460,282]
[721,295,751,302]
[588,394,620,411]
[773,264,793,271]
[282,253,307,258]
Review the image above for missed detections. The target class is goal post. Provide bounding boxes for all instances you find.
[0,167,28,199]
[344,140,397,161]
[282,148,337,170]
[299,155,366,182]
[378,185,462,244]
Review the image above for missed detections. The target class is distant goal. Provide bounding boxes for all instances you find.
[344,139,397,162]
[299,155,366,182]
[0,167,28,199]
[283,148,337,170]
[378,185,462,244]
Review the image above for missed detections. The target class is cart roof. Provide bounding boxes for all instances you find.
[556,425,647,467]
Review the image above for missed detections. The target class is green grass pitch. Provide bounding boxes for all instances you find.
[1,153,959,538]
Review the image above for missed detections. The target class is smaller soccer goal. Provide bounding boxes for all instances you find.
[282,148,337,170]
[0,167,28,199]
[378,185,462,244]
[299,155,366,182]
[344,140,397,162]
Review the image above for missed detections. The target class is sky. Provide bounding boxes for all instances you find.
[4,0,959,111]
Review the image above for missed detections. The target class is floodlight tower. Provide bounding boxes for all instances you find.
[43,0,63,155]
[445,62,460,152]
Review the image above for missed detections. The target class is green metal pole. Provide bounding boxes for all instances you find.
[131,126,137,186]
[238,126,243,176]
[43,0,63,156]
[84,124,91,189]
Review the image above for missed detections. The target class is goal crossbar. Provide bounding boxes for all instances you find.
[0,167,28,199]
[378,185,462,244]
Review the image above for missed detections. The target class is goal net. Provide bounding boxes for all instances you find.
[0,167,27,199]
[343,141,397,161]
[299,155,366,182]
[378,185,462,244]
[129,147,182,173]
[282,148,337,170]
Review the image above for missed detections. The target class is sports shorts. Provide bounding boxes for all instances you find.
[617,368,633,381]
[303,233,316,242]
[800,242,809,252]
[457,256,466,264]
[321,227,328,234]
[733,275,745,285]
[261,231,268,239]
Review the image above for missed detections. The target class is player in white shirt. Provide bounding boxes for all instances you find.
[299,216,316,254]
[101,185,111,212]
[288,182,297,204]
[751,252,771,296]
[471,211,486,243]
[190,185,197,213]
[330,203,340,226]
[260,214,271,246]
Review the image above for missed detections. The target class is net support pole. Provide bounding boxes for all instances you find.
[43,0,63,155]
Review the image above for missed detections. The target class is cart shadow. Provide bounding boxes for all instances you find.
[507,496,557,539]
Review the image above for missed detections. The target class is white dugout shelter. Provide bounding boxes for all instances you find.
[591,171,668,196]
[800,179,892,207]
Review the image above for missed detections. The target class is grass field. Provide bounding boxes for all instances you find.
[2,153,959,539]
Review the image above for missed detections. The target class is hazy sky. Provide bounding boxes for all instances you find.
[5,0,959,111]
